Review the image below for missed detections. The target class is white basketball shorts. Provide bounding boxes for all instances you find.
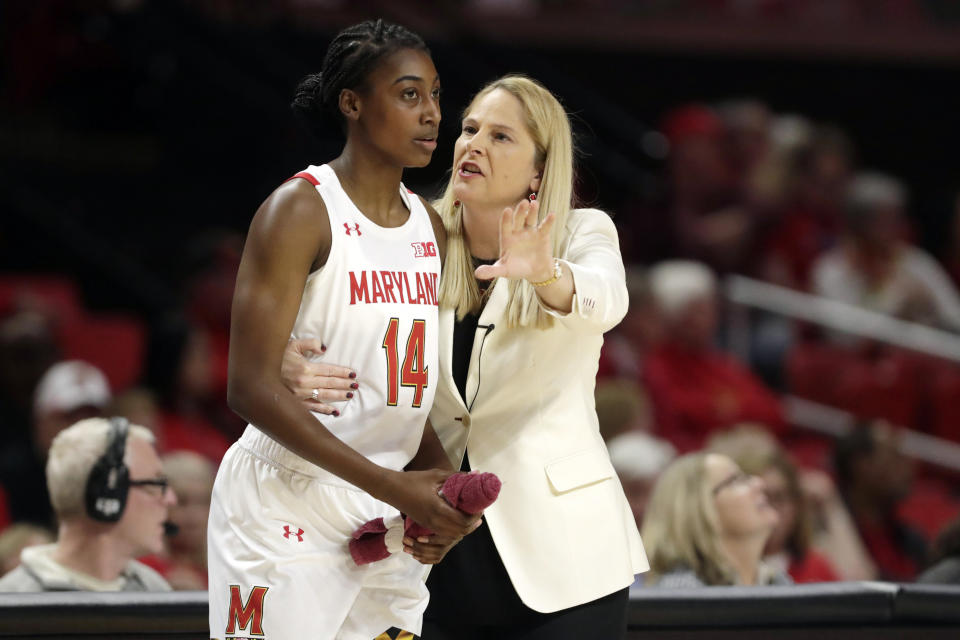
[208,427,429,640]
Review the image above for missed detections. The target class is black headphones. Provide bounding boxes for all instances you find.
[84,416,131,523]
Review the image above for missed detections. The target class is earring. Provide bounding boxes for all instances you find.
[528,193,537,202]
[454,200,461,207]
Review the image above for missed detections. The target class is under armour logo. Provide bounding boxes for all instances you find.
[344,222,361,236]
[283,526,304,542]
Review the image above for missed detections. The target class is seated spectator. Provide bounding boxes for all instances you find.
[0,311,59,454]
[710,427,876,581]
[33,360,111,456]
[595,378,654,442]
[108,387,162,436]
[598,266,661,380]
[736,449,840,582]
[607,431,676,529]
[661,104,752,273]
[834,420,926,581]
[0,523,54,574]
[812,172,960,332]
[718,99,772,193]
[144,315,231,463]
[1,360,111,527]
[641,452,786,587]
[0,417,175,592]
[140,451,214,590]
[642,261,786,451]
[760,124,853,290]
[917,515,960,584]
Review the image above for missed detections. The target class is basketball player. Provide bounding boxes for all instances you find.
[207,20,478,640]
[283,75,648,639]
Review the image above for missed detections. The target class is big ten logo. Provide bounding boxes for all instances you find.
[411,242,437,258]
[225,584,269,637]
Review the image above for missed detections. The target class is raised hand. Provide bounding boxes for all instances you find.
[474,199,557,283]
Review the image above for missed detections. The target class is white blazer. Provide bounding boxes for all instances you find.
[429,208,648,614]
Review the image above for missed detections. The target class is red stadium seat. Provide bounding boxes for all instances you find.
[786,341,856,406]
[0,275,83,323]
[60,314,146,393]
[0,485,10,532]
[897,475,960,541]
[789,342,923,429]
[834,350,921,428]
[930,363,960,443]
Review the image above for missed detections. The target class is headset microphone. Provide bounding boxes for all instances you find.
[163,521,180,537]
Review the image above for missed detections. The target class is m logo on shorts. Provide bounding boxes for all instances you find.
[225,585,268,636]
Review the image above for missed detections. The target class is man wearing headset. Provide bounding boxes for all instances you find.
[0,417,176,591]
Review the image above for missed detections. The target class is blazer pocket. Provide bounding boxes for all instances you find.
[544,447,614,494]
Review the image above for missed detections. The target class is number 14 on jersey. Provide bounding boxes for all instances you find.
[381,318,428,408]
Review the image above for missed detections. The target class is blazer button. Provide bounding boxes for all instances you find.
[461,414,472,428]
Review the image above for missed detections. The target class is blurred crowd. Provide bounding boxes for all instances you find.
[3,2,960,595]
[599,96,960,588]
[2,95,960,594]
[0,236,241,589]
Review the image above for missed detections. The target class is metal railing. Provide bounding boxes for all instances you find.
[725,274,960,472]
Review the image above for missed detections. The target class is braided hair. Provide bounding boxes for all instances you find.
[291,19,429,137]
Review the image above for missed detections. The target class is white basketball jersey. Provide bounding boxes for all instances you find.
[252,163,441,484]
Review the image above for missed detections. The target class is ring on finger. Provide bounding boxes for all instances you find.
[311,388,319,401]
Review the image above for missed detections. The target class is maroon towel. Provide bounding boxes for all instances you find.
[349,471,501,565]
[348,517,391,565]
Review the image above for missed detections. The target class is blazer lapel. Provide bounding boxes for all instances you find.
[464,278,508,411]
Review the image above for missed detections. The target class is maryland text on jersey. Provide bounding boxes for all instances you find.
[348,270,439,306]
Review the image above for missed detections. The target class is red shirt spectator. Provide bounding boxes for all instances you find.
[762,204,841,290]
[643,342,786,452]
[643,260,786,452]
[788,550,839,583]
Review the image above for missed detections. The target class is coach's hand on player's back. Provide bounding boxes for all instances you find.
[383,469,481,540]
[282,338,357,416]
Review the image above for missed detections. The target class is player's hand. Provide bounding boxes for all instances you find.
[402,524,481,565]
[280,338,357,416]
[383,469,480,540]
[474,199,557,284]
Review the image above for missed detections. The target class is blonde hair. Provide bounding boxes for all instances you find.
[436,75,575,328]
[46,417,154,520]
[641,453,737,585]
[734,448,812,559]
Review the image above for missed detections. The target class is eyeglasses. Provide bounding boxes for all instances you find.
[129,476,170,497]
[711,471,752,496]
